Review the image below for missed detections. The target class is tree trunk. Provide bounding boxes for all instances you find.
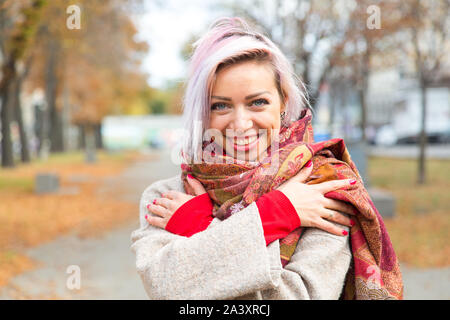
[84,123,97,163]
[1,81,15,167]
[1,0,46,166]
[62,81,71,150]
[417,78,427,185]
[14,56,33,163]
[94,123,103,149]
[34,104,43,153]
[359,50,370,143]
[45,39,64,152]
[0,59,16,168]
[78,124,86,150]
[49,104,64,152]
[308,55,336,111]
[14,77,31,163]
[358,88,368,142]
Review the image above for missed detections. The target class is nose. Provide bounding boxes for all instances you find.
[229,106,253,135]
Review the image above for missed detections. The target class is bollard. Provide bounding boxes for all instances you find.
[35,173,60,194]
[347,141,396,218]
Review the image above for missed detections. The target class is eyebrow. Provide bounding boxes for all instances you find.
[211,91,270,101]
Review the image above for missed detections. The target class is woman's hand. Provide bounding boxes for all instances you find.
[276,161,357,236]
[145,175,207,229]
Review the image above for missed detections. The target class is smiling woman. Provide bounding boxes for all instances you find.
[130,17,403,300]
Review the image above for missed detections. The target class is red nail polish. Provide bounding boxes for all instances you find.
[146,204,151,210]
[187,174,193,179]
[152,199,156,204]
[145,215,148,219]
[350,220,355,226]
[305,160,312,168]
[350,179,357,185]
[342,230,348,236]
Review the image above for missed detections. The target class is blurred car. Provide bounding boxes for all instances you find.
[375,125,397,146]
[437,130,450,143]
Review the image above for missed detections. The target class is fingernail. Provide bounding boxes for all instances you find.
[146,204,151,210]
[145,215,148,219]
[187,174,193,179]
[152,199,156,204]
[342,230,348,236]
[305,160,312,168]
[350,179,357,185]
[350,220,355,226]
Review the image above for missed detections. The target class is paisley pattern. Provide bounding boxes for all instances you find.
[180,108,403,300]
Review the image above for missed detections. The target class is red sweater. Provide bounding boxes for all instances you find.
[164,190,300,246]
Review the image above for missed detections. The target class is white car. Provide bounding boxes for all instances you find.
[375,125,397,146]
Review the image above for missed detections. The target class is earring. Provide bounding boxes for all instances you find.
[280,111,286,122]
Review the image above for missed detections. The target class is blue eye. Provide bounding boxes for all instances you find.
[211,103,228,111]
[252,98,268,107]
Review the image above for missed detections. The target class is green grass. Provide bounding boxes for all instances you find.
[368,157,450,216]
[368,157,450,267]
[32,150,128,166]
[0,150,135,192]
[0,176,34,192]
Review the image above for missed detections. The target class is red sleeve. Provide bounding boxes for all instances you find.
[255,189,301,246]
[164,193,214,237]
[163,190,300,247]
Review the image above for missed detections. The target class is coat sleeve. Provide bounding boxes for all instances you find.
[130,176,351,300]
[260,226,352,300]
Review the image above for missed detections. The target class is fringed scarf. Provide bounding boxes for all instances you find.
[180,108,403,300]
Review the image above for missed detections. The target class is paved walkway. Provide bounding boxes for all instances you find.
[0,149,448,299]
[400,264,450,300]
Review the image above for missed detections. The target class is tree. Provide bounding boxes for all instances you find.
[0,0,46,167]
[398,0,450,184]
[228,0,357,109]
[327,0,404,142]
[23,0,150,158]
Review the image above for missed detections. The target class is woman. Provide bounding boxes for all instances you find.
[130,17,403,300]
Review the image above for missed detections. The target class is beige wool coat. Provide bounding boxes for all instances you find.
[130,174,352,300]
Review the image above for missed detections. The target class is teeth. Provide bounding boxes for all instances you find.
[233,136,257,145]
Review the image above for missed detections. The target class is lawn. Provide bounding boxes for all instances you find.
[368,157,450,268]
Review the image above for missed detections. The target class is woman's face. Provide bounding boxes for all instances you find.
[208,60,286,161]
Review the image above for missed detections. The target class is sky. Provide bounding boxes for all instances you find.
[134,0,233,89]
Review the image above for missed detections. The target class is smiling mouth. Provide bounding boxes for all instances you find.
[226,133,261,152]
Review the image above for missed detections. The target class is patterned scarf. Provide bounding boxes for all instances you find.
[180,108,403,300]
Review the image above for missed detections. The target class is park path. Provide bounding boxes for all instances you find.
[0,149,449,299]
[0,148,180,299]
